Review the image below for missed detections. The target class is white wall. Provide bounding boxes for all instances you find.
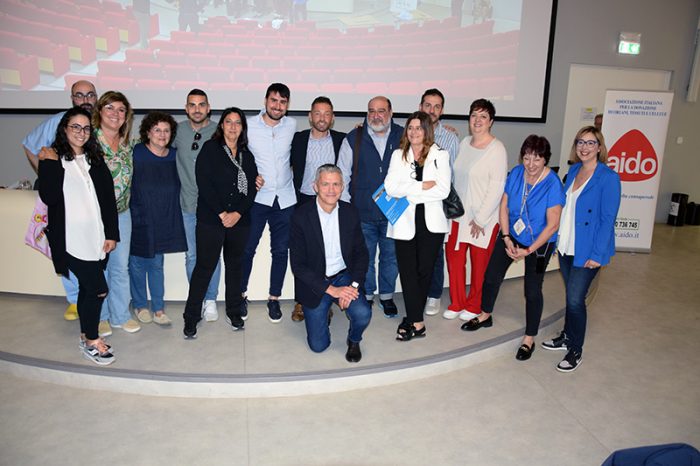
[2,0,699,223]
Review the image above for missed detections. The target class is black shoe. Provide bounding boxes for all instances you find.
[226,314,245,331]
[345,339,362,363]
[557,350,582,372]
[267,299,282,323]
[183,319,199,339]
[240,296,249,321]
[515,342,535,361]
[380,298,398,318]
[396,317,427,341]
[461,314,493,331]
[541,331,568,351]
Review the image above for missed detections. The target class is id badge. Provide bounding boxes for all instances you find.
[513,218,526,236]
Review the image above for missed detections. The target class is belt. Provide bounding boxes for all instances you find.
[325,269,347,281]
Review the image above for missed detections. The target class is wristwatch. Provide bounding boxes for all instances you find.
[350,281,359,289]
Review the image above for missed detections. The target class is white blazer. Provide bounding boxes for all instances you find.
[384,144,451,240]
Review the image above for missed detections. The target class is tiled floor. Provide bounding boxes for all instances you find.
[1,224,698,465]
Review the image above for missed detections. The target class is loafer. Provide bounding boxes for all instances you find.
[136,308,152,324]
[461,314,493,331]
[291,302,304,322]
[345,339,362,363]
[516,342,535,361]
[152,312,172,326]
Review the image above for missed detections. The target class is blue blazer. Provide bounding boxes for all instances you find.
[563,162,621,267]
[289,199,369,308]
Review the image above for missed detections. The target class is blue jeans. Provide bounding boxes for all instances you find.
[303,272,372,352]
[558,253,599,354]
[129,254,165,311]
[241,199,294,297]
[183,211,221,301]
[360,220,398,300]
[428,244,445,299]
[100,210,132,325]
[61,271,79,304]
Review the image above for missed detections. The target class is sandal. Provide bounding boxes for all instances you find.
[396,318,427,341]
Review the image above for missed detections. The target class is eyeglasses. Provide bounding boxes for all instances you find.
[191,132,202,151]
[151,127,171,135]
[576,139,599,148]
[72,92,97,101]
[68,124,92,134]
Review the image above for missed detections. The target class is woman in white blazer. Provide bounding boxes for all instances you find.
[444,99,507,322]
[385,111,451,341]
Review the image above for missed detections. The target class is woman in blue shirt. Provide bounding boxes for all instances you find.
[541,126,621,373]
[129,112,187,326]
[463,135,565,362]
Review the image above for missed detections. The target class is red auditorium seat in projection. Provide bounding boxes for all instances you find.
[205,16,231,30]
[164,64,199,82]
[97,75,135,90]
[267,67,299,84]
[208,42,238,57]
[251,56,282,70]
[0,31,70,77]
[389,81,421,95]
[0,48,39,89]
[50,26,97,64]
[171,31,197,43]
[106,11,138,45]
[197,66,232,84]
[136,78,171,90]
[218,54,251,69]
[148,39,177,53]
[125,49,155,64]
[156,50,185,67]
[130,62,164,80]
[187,53,219,68]
[233,68,266,83]
[98,60,131,78]
[82,19,120,54]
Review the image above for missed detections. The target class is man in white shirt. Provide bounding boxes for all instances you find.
[241,83,297,323]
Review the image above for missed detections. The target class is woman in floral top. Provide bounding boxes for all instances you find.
[92,91,141,337]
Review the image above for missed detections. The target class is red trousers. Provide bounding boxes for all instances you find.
[445,221,499,314]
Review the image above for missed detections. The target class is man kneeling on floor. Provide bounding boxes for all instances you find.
[289,164,372,362]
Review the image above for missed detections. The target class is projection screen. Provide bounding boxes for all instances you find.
[0,0,556,120]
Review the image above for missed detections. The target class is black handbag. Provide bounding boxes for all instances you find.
[443,184,464,219]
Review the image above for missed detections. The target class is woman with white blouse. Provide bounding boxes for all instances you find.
[444,99,507,322]
[39,107,119,365]
[384,111,451,340]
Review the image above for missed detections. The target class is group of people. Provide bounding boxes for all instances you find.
[26,80,620,371]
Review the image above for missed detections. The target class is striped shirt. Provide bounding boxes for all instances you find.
[300,132,335,196]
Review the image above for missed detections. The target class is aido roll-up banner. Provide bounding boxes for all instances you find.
[602,90,674,252]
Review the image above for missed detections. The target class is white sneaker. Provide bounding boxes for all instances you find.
[424,297,441,316]
[442,309,462,320]
[459,310,481,321]
[202,300,219,322]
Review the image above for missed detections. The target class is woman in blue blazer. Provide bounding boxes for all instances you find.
[541,126,621,372]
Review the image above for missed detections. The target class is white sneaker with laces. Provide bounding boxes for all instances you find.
[202,300,219,322]
[424,297,441,316]
[459,310,481,321]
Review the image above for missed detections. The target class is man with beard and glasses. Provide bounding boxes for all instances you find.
[241,83,297,323]
[22,80,98,322]
[288,96,346,322]
[418,88,460,317]
[337,96,403,318]
[173,89,221,322]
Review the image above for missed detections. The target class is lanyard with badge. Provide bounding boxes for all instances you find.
[513,168,550,272]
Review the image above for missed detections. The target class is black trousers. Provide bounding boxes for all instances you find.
[66,254,108,341]
[481,236,555,336]
[394,207,445,324]
[183,220,250,323]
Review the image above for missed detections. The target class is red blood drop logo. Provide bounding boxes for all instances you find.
[606,129,658,182]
